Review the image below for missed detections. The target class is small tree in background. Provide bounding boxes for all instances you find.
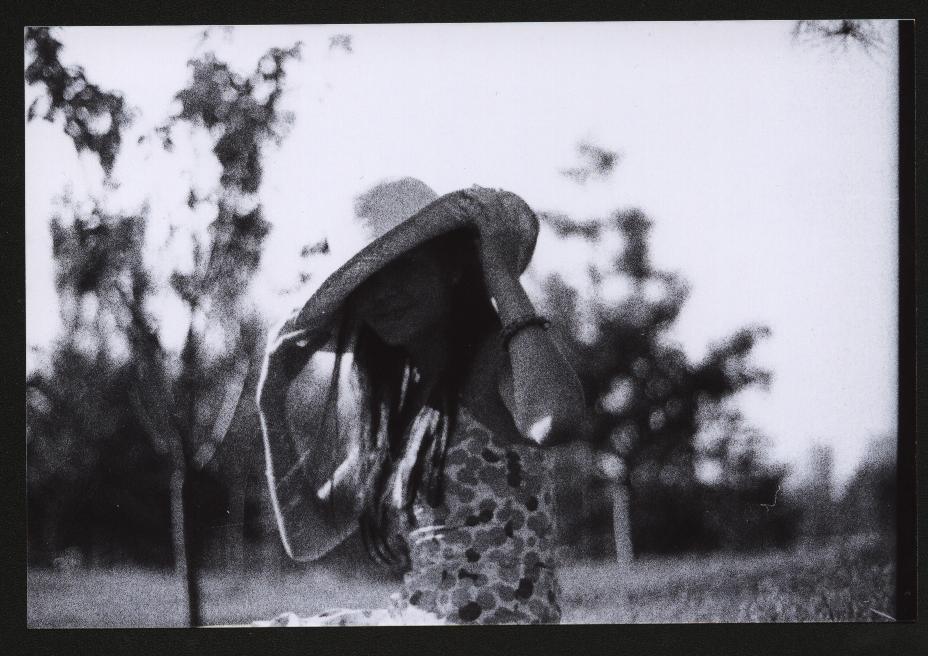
[25,27,132,177]
[153,41,301,577]
[25,26,302,626]
[537,200,777,558]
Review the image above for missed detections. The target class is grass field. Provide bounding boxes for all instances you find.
[27,533,894,627]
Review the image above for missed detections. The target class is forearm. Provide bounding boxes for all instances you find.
[483,260,585,444]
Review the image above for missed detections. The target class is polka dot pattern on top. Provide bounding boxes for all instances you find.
[388,406,562,625]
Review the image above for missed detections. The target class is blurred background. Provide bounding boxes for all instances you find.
[25,21,901,626]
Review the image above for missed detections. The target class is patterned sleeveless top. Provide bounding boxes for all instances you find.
[387,405,562,624]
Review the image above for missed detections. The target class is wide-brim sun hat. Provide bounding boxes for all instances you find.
[282,177,540,352]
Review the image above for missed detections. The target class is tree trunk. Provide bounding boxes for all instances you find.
[578,446,596,556]
[611,481,634,564]
[169,468,187,577]
[169,461,201,627]
[123,290,202,625]
[223,456,246,573]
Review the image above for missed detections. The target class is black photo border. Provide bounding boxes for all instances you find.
[5,2,923,655]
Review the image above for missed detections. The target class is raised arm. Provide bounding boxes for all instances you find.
[257,318,363,561]
[466,189,586,446]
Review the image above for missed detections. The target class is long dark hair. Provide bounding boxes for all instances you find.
[322,229,499,568]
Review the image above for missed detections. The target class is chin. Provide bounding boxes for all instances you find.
[369,322,416,347]
[379,332,409,347]
[368,311,440,348]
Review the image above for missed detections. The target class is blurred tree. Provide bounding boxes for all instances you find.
[25,27,302,624]
[697,410,799,551]
[24,27,133,176]
[27,344,127,564]
[26,189,159,566]
[837,435,896,539]
[27,344,174,568]
[538,205,772,558]
[32,196,195,582]
[154,43,301,580]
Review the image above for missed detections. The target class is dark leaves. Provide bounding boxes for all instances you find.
[169,272,200,308]
[300,239,330,257]
[154,125,173,152]
[157,44,300,311]
[792,20,885,54]
[694,326,773,400]
[50,208,146,299]
[24,27,133,176]
[613,208,652,280]
[539,212,602,241]
[27,97,41,121]
[560,140,622,185]
[328,34,353,53]
[165,43,301,193]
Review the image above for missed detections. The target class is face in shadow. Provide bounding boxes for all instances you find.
[351,242,461,347]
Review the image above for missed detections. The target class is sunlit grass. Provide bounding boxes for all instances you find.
[27,533,893,627]
[560,533,894,623]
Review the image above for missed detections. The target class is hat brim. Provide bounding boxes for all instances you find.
[291,188,539,348]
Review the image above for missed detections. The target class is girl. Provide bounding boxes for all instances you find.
[257,178,584,625]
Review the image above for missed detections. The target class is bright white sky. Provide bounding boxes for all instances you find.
[25,22,899,485]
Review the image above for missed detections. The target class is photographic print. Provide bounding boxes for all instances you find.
[24,20,907,627]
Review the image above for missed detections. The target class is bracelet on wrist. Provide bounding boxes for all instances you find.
[500,315,551,350]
